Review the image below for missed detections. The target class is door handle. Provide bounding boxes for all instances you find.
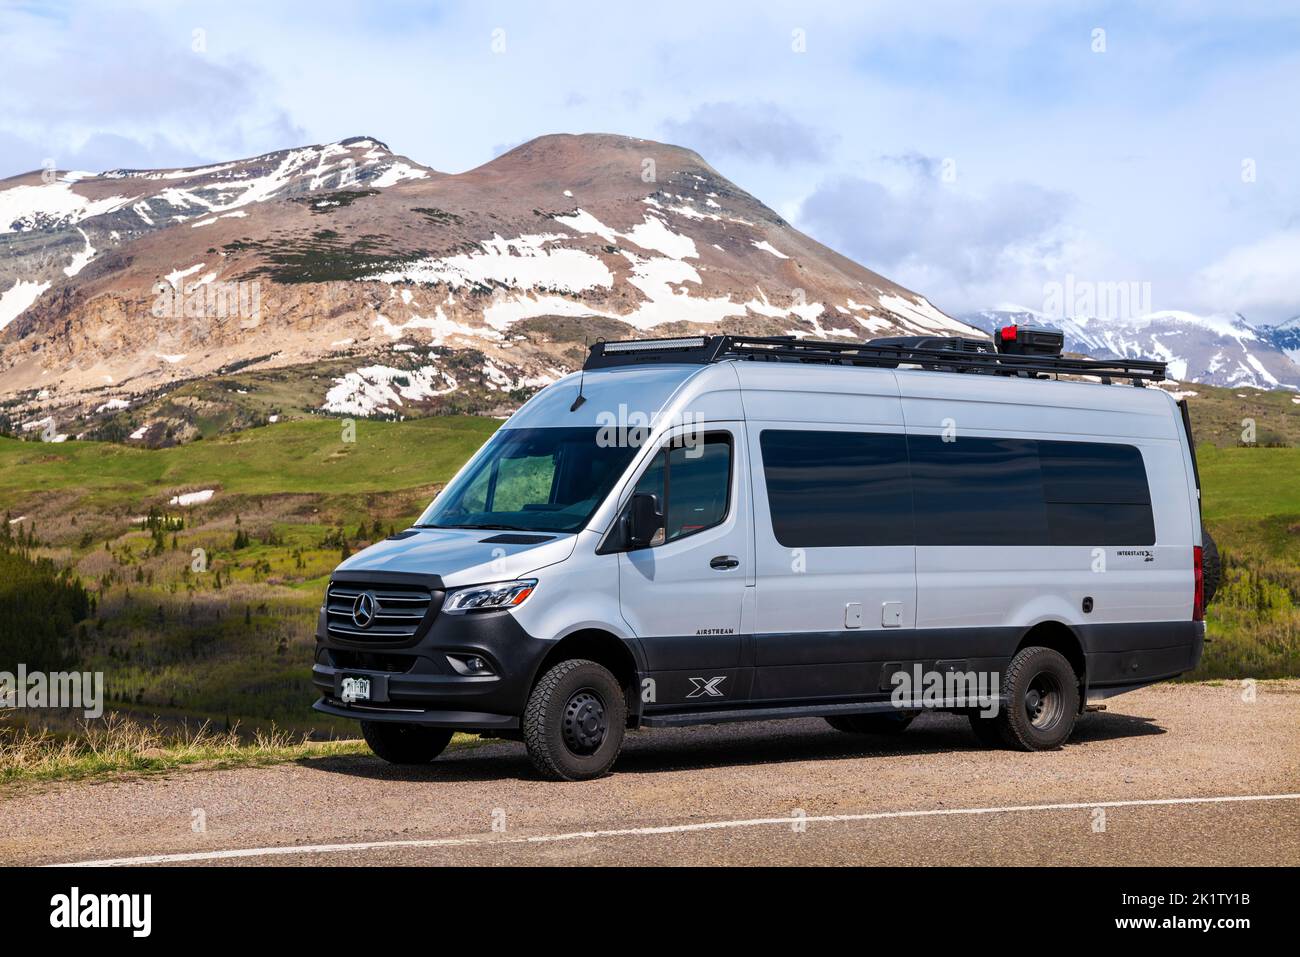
[710,555,740,570]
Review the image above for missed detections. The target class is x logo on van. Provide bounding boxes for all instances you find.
[687,676,727,698]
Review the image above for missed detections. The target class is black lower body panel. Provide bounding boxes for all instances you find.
[312,697,518,729]
[1080,620,1204,692]
[641,620,1204,722]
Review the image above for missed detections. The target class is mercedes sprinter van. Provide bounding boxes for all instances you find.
[314,332,1213,780]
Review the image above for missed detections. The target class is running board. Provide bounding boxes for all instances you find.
[640,697,1005,728]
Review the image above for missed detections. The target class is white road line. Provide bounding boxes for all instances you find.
[53,792,1300,867]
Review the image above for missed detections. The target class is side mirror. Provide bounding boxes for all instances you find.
[626,492,664,548]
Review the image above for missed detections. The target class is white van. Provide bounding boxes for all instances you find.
[314,332,1212,780]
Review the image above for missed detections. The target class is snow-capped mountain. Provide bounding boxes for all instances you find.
[0,136,429,330]
[963,308,1300,390]
[1258,315,1300,366]
[1,133,978,436]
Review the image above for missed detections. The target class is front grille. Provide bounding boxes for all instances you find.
[326,581,434,643]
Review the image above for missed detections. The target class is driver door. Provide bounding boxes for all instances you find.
[617,427,752,709]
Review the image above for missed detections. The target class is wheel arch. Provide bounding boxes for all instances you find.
[1016,619,1086,710]
[532,628,644,724]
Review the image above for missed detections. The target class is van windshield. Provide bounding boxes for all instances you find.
[416,427,639,534]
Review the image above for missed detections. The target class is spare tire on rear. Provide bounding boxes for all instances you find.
[1201,529,1221,605]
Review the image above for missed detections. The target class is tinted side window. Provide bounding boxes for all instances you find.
[632,434,732,544]
[1040,440,1154,545]
[759,430,912,547]
[908,435,1048,546]
[666,440,731,540]
[909,435,1154,546]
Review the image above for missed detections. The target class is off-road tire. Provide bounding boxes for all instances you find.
[361,722,454,765]
[995,646,1080,751]
[523,659,627,781]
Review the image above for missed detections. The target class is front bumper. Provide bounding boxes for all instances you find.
[313,572,551,732]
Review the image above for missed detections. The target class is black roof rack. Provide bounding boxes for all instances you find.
[583,334,1167,384]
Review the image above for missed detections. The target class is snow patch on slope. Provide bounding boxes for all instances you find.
[555,208,698,259]
[373,308,505,345]
[0,279,52,330]
[63,228,96,277]
[0,179,129,234]
[366,233,613,294]
[369,163,428,188]
[323,364,459,416]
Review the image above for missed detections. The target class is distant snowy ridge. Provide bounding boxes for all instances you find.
[963,306,1300,390]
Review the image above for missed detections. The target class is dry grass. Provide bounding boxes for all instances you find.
[0,711,368,786]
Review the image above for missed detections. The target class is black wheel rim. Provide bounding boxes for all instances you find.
[562,688,608,756]
[1024,671,1064,731]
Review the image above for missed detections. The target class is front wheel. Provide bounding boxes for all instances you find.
[361,722,454,765]
[523,659,627,781]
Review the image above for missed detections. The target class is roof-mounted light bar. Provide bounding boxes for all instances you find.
[584,336,725,369]
[602,337,708,353]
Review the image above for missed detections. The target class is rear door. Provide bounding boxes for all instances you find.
[617,426,753,709]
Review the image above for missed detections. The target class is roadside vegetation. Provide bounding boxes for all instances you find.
[0,712,370,786]
[1196,443,1300,679]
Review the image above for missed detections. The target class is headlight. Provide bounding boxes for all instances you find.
[442,579,537,614]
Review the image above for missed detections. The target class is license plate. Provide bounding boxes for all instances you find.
[340,676,371,703]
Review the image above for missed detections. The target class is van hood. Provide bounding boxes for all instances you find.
[334,527,578,587]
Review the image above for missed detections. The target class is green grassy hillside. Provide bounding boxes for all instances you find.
[0,416,500,737]
[1197,445,1300,678]
[0,415,497,505]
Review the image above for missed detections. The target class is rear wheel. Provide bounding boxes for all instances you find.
[523,659,627,781]
[825,711,916,735]
[361,722,454,765]
[994,646,1080,751]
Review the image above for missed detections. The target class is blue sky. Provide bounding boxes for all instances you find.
[2,0,1297,320]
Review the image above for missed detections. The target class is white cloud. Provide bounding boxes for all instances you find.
[660,101,832,166]
[796,168,1078,314]
[1194,231,1300,323]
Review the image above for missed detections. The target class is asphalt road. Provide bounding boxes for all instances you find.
[5,680,1298,867]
